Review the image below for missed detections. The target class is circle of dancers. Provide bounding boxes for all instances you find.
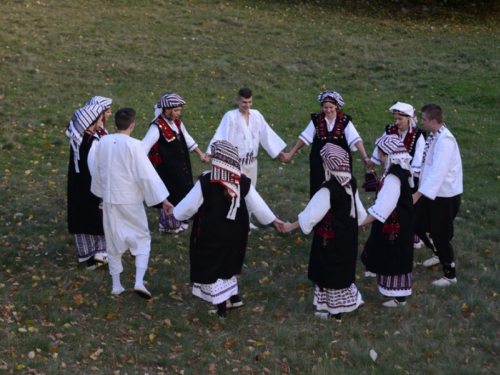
[66,88,463,320]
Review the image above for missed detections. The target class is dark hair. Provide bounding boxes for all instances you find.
[421,103,443,123]
[238,87,252,99]
[115,108,136,130]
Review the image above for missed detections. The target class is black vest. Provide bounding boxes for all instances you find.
[189,173,252,284]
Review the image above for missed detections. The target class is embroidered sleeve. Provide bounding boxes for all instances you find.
[368,174,400,222]
[180,122,198,152]
[345,121,362,150]
[299,120,315,146]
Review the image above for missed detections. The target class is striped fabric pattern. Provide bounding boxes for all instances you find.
[375,134,409,156]
[320,143,351,187]
[157,93,186,109]
[66,103,104,172]
[86,96,113,109]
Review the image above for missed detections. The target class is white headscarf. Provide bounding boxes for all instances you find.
[389,102,417,130]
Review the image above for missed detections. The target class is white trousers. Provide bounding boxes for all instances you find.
[102,203,151,275]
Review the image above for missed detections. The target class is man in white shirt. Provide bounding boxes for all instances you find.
[413,103,463,286]
[91,108,173,299]
[206,88,286,228]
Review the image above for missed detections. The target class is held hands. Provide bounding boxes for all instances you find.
[198,152,209,163]
[282,221,299,233]
[162,199,174,216]
[279,151,292,163]
[363,156,375,170]
[273,218,286,233]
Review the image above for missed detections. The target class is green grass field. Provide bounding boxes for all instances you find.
[1,1,499,374]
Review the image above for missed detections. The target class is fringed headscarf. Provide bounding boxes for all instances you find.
[318,90,345,109]
[86,96,112,109]
[210,140,242,220]
[66,104,104,173]
[86,96,113,134]
[375,134,414,188]
[320,143,356,217]
[389,102,417,130]
[154,93,186,119]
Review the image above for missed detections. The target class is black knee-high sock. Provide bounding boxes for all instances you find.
[217,302,227,317]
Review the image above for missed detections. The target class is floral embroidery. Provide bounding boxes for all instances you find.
[382,210,400,242]
[314,110,346,141]
[316,211,335,247]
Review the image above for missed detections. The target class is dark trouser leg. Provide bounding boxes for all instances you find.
[417,195,461,278]
[414,198,437,255]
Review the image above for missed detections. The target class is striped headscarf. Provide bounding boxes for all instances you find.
[318,90,345,109]
[154,93,186,119]
[66,104,104,173]
[86,96,113,109]
[375,134,414,187]
[389,102,417,130]
[86,96,112,134]
[210,140,242,220]
[320,143,355,217]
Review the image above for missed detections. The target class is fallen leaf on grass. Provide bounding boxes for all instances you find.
[90,348,103,360]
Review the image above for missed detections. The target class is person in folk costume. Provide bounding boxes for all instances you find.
[205,87,287,230]
[85,96,113,137]
[413,103,463,286]
[360,134,415,307]
[91,108,173,299]
[174,140,285,318]
[142,93,207,234]
[282,144,367,322]
[368,102,427,255]
[67,102,109,270]
[279,90,371,198]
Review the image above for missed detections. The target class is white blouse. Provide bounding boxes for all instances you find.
[297,187,367,234]
[174,178,276,225]
[141,118,198,154]
[367,174,401,223]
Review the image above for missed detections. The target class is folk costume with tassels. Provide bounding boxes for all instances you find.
[174,141,277,306]
[296,143,367,316]
[362,134,414,298]
[66,102,108,266]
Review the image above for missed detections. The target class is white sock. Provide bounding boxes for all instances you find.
[112,273,123,291]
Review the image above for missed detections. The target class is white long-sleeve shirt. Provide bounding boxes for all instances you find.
[91,133,169,207]
[206,109,286,160]
[419,127,463,199]
[367,174,401,223]
[297,187,367,234]
[174,178,276,225]
[141,118,198,154]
